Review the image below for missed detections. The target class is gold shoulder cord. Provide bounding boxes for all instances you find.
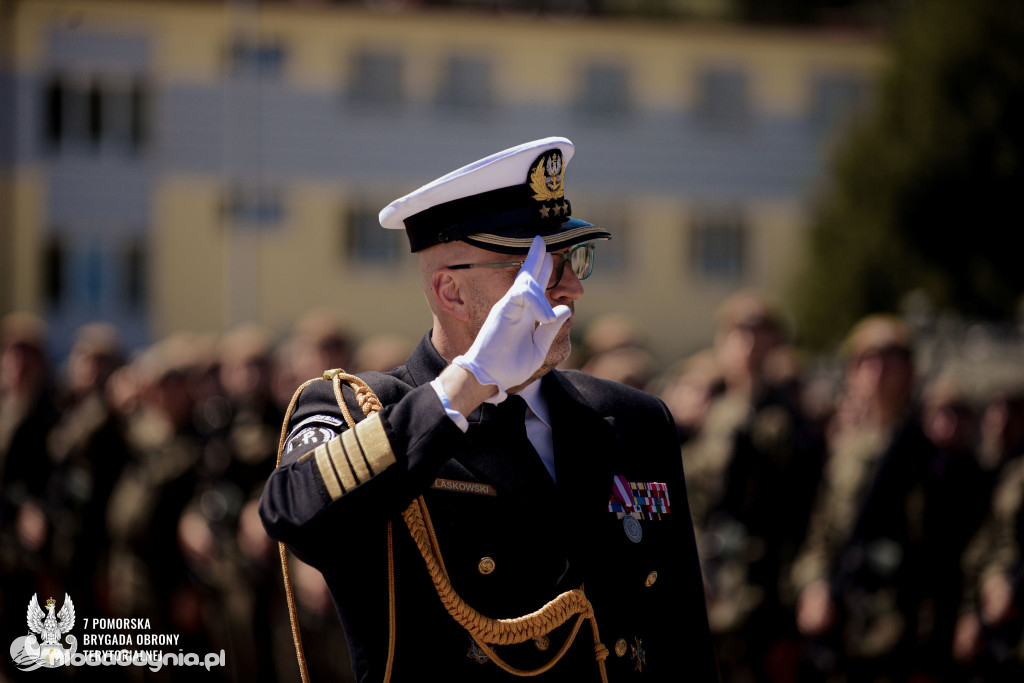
[275,369,609,683]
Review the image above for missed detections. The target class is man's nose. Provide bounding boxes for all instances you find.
[548,261,583,302]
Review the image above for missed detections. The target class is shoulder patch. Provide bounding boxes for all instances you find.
[285,414,345,454]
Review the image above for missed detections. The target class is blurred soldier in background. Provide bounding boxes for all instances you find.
[914,375,991,678]
[203,323,284,682]
[579,314,659,390]
[44,322,130,621]
[683,290,825,683]
[939,383,1024,682]
[954,439,1024,681]
[351,332,415,374]
[652,348,725,446]
[271,310,355,416]
[0,313,56,531]
[976,387,1024,479]
[217,324,282,497]
[291,309,354,383]
[104,334,214,673]
[0,312,58,674]
[791,313,934,682]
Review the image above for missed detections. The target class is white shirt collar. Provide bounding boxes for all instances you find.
[515,380,550,429]
[513,380,555,481]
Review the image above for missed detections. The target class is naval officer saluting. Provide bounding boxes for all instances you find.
[260,137,718,682]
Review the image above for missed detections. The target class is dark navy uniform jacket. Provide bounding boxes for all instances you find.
[260,332,717,682]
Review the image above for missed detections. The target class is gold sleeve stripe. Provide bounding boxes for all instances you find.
[341,428,372,484]
[354,412,395,475]
[314,444,343,500]
[327,436,357,493]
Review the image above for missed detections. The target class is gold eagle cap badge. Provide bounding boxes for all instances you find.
[528,150,565,202]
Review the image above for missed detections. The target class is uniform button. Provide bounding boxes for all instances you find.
[614,638,628,658]
[534,636,549,651]
[645,571,658,587]
[477,557,496,575]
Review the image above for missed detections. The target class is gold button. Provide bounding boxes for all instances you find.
[477,557,495,575]
[614,638,628,657]
[534,635,549,651]
[645,571,658,587]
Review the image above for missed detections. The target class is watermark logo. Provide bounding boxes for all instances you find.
[10,591,225,673]
[12,593,78,670]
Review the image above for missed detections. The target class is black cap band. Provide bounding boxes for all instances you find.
[403,184,573,252]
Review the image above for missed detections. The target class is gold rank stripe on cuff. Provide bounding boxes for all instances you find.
[312,413,396,500]
[328,438,357,493]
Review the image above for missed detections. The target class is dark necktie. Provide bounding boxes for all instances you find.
[492,395,537,459]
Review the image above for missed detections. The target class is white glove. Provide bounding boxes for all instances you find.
[453,236,572,404]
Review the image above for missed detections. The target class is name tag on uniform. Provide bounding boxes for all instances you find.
[431,478,497,497]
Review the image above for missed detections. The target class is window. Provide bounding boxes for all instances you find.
[436,55,493,112]
[345,204,403,264]
[124,238,147,312]
[64,77,90,145]
[130,79,148,148]
[690,206,746,280]
[87,82,103,144]
[347,50,403,107]
[44,75,64,147]
[42,236,65,308]
[83,242,104,308]
[224,186,285,229]
[41,72,149,152]
[40,232,149,338]
[229,38,286,78]
[574,62,631,121]
[694,66,750,131]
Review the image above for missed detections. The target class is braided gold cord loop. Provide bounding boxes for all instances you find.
[275,372,395,683]
[325,369,383,418]
[402,498,610,681]
[274,377,323,683]
[403,499,591,645]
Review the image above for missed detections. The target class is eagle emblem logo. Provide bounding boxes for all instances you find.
[528,150,565,202]
[14,593,77,668]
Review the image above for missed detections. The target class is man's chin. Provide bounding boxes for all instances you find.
[510,331,570,390]
[543,330,573,372]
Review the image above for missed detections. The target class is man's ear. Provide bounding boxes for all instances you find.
[431,270,471,322]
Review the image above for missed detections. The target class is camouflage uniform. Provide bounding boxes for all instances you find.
[791,315,937,682]
[683,292,824,683]
[791,416,935,680]
[959,455,1024,680]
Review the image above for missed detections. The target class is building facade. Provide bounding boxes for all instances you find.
[0,0,881,361]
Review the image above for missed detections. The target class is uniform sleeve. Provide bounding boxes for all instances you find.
[258,379,466,566]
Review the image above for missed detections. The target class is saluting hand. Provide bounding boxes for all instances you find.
[453,236,571,404]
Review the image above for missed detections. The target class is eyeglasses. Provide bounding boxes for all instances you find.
[447,242,595,290]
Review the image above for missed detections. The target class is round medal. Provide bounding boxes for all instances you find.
[623,514,643,543]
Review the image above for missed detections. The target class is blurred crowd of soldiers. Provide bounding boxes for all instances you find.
[0,309,412,682]
[1,293,1023,682]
